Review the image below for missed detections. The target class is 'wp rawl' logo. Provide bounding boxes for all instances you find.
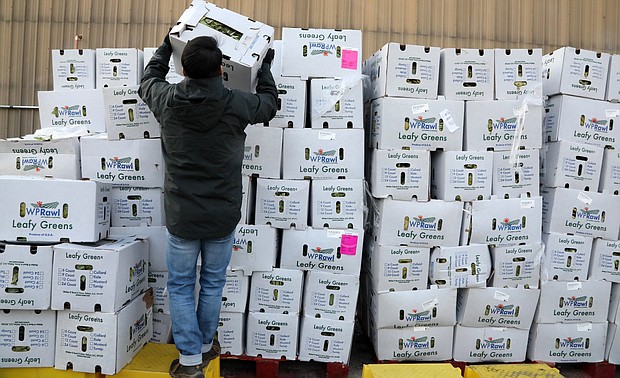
[129,314,148,340]
[106,157,134,171]
[51,105,85,118]
[308,42,336,56]
[561,295,590,309]
[307,246,335,262]
[22,157,47,172]
[405,215,438,231]
[409,116,438,131]
[309,149,338,164]
[559,337,587,349]
[403,336,433,349]
[498,218,523,231]
[479,337,508,350]
[405,308,433,322]
[583,117,609,133]
[26,201,61,218]
[575,207,602,222]
[489,117,517,132]
[488,303,519,317]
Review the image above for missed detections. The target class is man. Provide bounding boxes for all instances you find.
[139,33,278,378]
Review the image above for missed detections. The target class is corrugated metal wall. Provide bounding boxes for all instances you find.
[3,0,620,138]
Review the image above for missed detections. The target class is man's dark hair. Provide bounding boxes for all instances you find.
[181,36,223,79]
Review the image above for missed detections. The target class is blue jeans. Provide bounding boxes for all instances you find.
[166,229,233,366]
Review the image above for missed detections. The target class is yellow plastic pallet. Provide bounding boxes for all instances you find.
[464,364,564,378]
[362,363,463,378]
[113,343,220,378]
[0,368,102,378]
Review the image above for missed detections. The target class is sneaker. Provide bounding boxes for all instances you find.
[169,359,204,378]
[200,339,221,369]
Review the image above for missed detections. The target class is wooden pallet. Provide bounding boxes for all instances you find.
[220,354,349,378]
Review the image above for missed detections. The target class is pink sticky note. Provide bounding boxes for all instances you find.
[340,234,358,255]
[341,49,358,70]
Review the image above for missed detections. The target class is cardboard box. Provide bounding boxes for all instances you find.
[464,99,544,151]
[111,187,165,227]
[298,316,354,363]
[170,0,274,92]
[365,242,430,292]
[605,322,620,364]
[51,237,149,313]
[230,224,278,275]
[0,243,53,310]
[0,176,111,243]
[372,198,463,248]
[302,270,359,321]
[368,287,457,328]
[148,271,170,314]
[370,325,454,361]
[463,195,542,247]
[143,47,184,84]
[240,175,254,225]
[102,85,160,140]
[243,125,283,178]
[254,178,309,229]
[429,244,492,288]
[456,287,540,330]
[151,312,173,344]
[110,225,167,272]
[80,133,165,188]
[37,89,106,133]
[528,322,608,363]
[249,268,303,314]
[309,78,364,129]
[431,151,493,201]
[364,42,440,101]
[310,178,365,229]
[492,149,540,199]
[589,238,620,283]
[452,325,529,362]
[217,312,245,356]
[221,269,250,313]
[542,141,603,191]
[264,77,306,128]
[490,243,543,288]
[439,48,494,101]
[280,227,364,276]
[369,97,464,151]
[541,232,593,282]
[544,94,620,150]
[534,280,612,323]
[494,48,543,100]
[0,310,56,368]
[270,40,283,77]
[0,137,81,179]
[281,28,362,80]
[542,46,610,100]
[369,149,431,201]
[608,283,620,323]
[52,49,96,90]
[245,312,298,360]
[599,148,620,195]
[541,187,620,240]
[96,48,144,88]
[606,54,620,102]
[282,129,365,180]
[54,291,153,375]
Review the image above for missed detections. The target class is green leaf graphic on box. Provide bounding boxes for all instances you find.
[563,337,583,343]
[418,117,436,124]
[232,244,244,252]
[497,117,517,123]
[23,164,45,171]
[419,217,436,223]
[311,50,332,56]
[408,310,430,318]
[502,219,520,226]
[590,119,608,125]
[581,208,599,215]
[495,304,514,310]
[410,336,428,342]
[314,150,337,156]
[109,157,132,164]
[31,201,59,209]
[312,247,334,254]
[244,146,252,152]
[487,338,504,344]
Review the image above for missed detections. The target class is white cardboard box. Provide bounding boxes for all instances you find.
[96,48,144,88]
[243,125,283,178]
[541,232,593,282]
[143,47,184,84]
[217,312,245,356]
[0,176,111,243]
[492,149,540,199]
[230,224,278,275]
[310,178,365,229]
[535,280,612,323]
[606,54,620,102]
[494,48,543,100]
[281,28,362,80]
[170,0,274,92]
[599,148,620,195]
[245,312,298,360]
[541,187,620,240]
[102,85,160,140]
[249,268,303,314]
[111,187,165,227]
[370,325,454,362]
[110,225,167,272]
[542,141,603,191]
[54,291,153,375]
[254,178,309,229]
[369,97,464,151]
[464,99,544,151]
[309,78,364,129]
[51,237,149,313]
[364,42,440,101]
[302,270,359,321]
[0,310,56,368]
[529,322,608,363]
[280,227,364,277]
[282,129,365,180]
[52,49,96,90]
[263,77,306,128]
[221,269,250,313]
[369,149,431,201]
[589,238,620,283]
[429,244,492,288]
[372,198,463,248]
[542,46,610,100]
[490,243,543,288]
[151,312,173,344]
[365,242,430,292]
[240,175,253,225]
[0,243,53,310]
[0,137,81,179]
[431,151,493,201]
[439,48,494,101]
[298,316,354,363]
[606,322,620,364]
[608,283,620,323]
[80,133,165,188]
[37,89,106,133]
[452,325,529,363]
[148,271,170,314]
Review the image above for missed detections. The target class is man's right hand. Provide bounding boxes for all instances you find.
[263,48,275,66]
